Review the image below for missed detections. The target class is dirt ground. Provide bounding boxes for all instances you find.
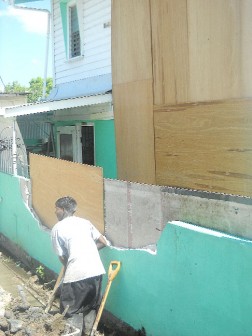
[0,253,110,336]
[0,252,145,336]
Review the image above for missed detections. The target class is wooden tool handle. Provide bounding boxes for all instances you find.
[90,261,121,336]
[108,261,121,281]
[45,266,65,313]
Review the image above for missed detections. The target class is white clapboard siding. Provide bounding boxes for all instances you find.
[54,39,111,64]
[56,67,111,85]
[55,42,111,63]
[52,0,111,85]
[56,61,111,83]
[56,51,111,73]
[54,38,111,69]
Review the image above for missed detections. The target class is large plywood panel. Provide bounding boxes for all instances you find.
[241,0,252,96]
[112,0,155,184]
[151,0,252,105]
[187,0,242,102]
[154,99,252,197]
[112,0,152,84]
[150,0,189,105]
[29,154,104,232]
[114,80,156,184]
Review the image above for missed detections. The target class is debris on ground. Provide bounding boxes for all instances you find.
[0,252,144,336]
[0,289,77,336]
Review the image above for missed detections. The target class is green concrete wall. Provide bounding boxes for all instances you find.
[100,223,252,336]
[1,172,252,335]
[0,173,60,273]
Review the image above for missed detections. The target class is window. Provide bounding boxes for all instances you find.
[68,4,81,58]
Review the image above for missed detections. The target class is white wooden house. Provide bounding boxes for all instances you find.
[4,0,116,179]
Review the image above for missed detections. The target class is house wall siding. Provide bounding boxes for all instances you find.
[53,0,111,85]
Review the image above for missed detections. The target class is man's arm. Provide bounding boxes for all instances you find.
[96,235,109,250]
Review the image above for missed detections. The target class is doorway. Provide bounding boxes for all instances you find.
[56,124,94,164]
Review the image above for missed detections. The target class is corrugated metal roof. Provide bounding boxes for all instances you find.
[47,74,112,101]
[4,93,112,117]
[14,0,41,3]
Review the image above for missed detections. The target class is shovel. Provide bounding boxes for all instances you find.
[45,266,65,313]
[90,261,121,336]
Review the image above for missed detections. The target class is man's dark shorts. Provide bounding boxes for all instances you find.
[60,275,102,318]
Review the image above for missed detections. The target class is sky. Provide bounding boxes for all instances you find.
[0,0,52,91]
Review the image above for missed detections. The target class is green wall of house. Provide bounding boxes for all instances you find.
[93,119,117,179]
[1,172,252,335]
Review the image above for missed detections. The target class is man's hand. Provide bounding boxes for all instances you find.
[59,256,67,266]
[96,235,112,250]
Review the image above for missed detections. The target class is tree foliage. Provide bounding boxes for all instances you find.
[5,77,53,103]
[28,77,53,103]
[5,81,27,94]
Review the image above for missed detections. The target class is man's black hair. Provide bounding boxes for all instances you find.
[55,196,77,214]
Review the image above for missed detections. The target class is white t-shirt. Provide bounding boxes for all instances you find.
[51,216,105,283]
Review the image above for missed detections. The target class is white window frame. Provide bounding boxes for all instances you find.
[67,1,82,59]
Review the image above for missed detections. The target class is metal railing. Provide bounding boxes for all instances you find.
[0,121,29,177]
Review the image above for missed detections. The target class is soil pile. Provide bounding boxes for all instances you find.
[0,254,142,336]
[0,288,77,336]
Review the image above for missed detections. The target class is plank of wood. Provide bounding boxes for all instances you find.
[150,0,252,104]
[29,154,104,231]
[112,0,155,184]
[240,0,252,96]
[154,99,252,197]
[112,0,152,84]
[113,80,156,185]
[187,0,242,102]
[150,0,189,105]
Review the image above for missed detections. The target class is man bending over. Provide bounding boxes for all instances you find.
[51,196,108,335]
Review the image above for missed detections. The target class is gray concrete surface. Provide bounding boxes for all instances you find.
[104,180,252,248]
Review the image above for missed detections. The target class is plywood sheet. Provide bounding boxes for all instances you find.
[151,0,252,105]
[29,154,104,232]
[112,0,155,184]
[187,0,242,102]
[114,80,156,184]
[154,99,252,197]
[150,0,189,105]
[241,0,252,96]
[112,0,152,84]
